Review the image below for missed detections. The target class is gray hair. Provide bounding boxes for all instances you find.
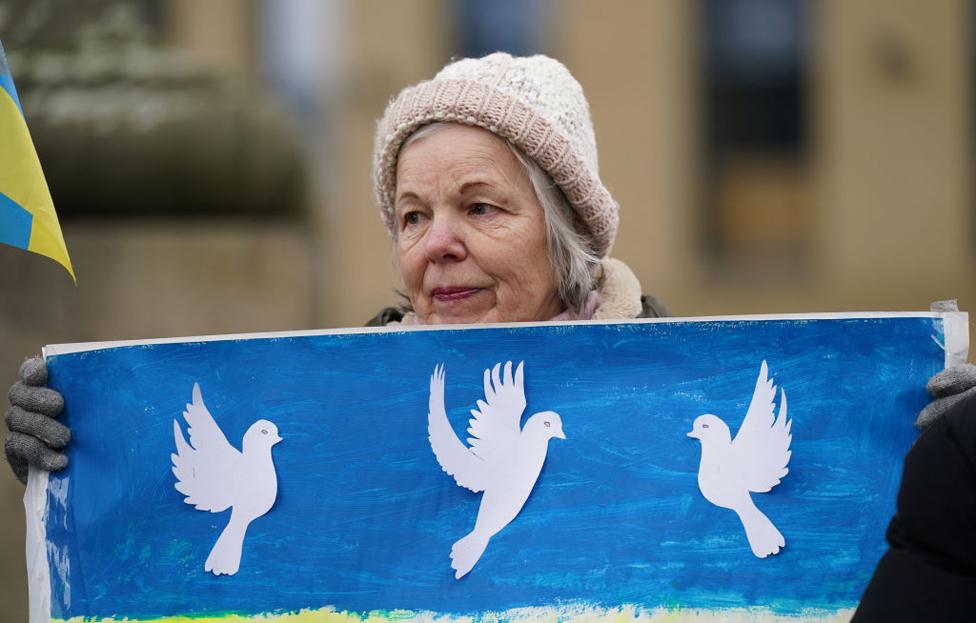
[398,122,599,313]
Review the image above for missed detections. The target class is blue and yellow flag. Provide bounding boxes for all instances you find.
[0,40,74,281]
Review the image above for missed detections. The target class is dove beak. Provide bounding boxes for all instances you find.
[273,434,283,445]
[555,430,566,440]
[687,429,699,439]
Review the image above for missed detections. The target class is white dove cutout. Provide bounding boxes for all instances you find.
[687,360,793,558]
[171,383,282,576]
[428,361,565,579]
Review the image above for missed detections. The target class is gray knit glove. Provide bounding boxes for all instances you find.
[5,356,70,484]
[915,363,976,429]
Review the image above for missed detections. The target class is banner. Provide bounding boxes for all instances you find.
[27,313,969,622]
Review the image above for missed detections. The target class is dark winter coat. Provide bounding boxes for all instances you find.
[852,392,976,622]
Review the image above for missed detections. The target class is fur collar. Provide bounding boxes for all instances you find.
[592,257,644,320]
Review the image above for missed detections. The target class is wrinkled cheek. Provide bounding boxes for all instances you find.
[396,250,425,303]
[501,262,559,319]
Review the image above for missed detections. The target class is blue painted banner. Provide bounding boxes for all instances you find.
[30,315,965,622]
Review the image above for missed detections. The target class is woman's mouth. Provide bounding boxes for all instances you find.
[432,287,482,302]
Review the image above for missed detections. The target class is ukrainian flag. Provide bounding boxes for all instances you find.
[0,40,74,281]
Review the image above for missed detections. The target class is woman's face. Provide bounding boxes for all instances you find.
[394,124,562,324]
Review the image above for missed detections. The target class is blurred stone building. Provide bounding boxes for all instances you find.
[0,0,973,620]
[323,0,975,325]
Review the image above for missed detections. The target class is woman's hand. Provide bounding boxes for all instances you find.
[5,356,70,484]
[916,363,976,429]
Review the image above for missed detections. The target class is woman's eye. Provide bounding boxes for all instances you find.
[469,203,495,216]
[402,211,424,228]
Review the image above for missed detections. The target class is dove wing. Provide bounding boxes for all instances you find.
[465,361,526,464]
[730,361,793,493]
[428,365,487,493]
[170,383,242,511]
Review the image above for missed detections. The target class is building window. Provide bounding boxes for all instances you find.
[453,0,548,59]
[701,0,812,275]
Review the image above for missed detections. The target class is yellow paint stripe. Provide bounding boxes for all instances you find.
[52,605,857,623]
[0,87,74,281]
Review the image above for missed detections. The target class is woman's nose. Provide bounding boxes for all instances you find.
[425,214,467,262]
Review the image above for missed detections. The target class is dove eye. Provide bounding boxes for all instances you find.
[544,421,551,428]
[702,424,710,429]
[261,429,269,435]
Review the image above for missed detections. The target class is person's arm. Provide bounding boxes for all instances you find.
[5,356,70,483]
[915,363,976,429]
[853,391,976,622]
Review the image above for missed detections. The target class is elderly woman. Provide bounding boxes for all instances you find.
[366,52,665,326]
[4,53,975,483]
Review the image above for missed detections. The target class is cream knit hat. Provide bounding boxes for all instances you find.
[372,52,619,257]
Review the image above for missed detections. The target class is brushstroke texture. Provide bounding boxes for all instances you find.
[42,318,939,620]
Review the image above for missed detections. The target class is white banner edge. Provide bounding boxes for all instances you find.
[25,466,51,623]
[43,311,965,357]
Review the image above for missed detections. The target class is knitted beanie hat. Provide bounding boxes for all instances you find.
[372,52,618,258]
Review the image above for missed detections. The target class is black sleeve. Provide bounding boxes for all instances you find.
[639,295,671,318]
[364,307,405,327]
[852,392,976,622]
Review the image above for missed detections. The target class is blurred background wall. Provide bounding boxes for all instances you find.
[0,0,973,619]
